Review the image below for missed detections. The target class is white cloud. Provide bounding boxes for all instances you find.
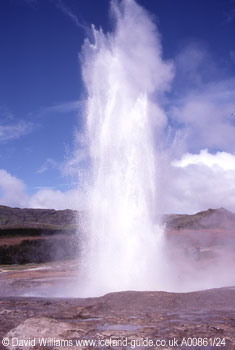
[55,0,87,31]
[165,150,235,214]
[163,43,235,213]
[0,169,86,210]
[174,43,216,88]
[43,100,81,114]
[37,158,58,174]
[28,188,86,210]
[173,149,235,170]
[0,169,29,207]
[169,42,235,154]
[0,120,34,142]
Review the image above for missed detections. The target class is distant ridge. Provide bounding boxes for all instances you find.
[0,205,80,236]
[0,205,234,233]
[164,207,235,230]
[0,205,234,264]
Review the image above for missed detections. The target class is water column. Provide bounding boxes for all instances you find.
[79,0,173,296]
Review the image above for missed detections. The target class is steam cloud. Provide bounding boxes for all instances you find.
[78,0,173,296]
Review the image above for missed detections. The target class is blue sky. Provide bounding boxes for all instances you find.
[1,0,235,212]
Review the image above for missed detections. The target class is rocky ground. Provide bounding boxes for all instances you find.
[0,287,235,350]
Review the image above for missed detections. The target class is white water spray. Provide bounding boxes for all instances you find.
[79,0,173,296]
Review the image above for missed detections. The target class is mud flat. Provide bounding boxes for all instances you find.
[0,287,235,350]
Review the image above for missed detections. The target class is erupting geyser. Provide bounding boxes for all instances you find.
[79,0,173,296]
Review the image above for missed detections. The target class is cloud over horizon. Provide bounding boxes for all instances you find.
[165,149,235,214]
[159,41,235,214]
[0,169,85,211]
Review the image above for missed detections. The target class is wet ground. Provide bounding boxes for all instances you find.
[0,287,235,349]
[0,260,79,297]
